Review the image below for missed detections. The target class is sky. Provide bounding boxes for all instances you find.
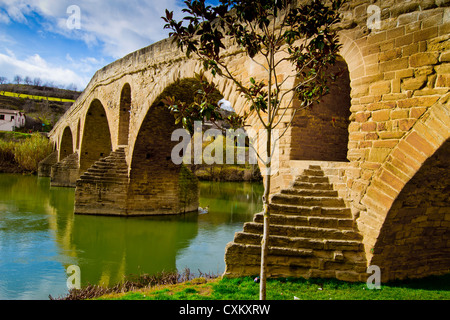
[0,0,192,91]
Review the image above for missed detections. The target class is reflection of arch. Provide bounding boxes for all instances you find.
[118,83,131,146]
[370,139,450,281]
[59,126,73,161]
[79,99,112,173]
[290,56,351,161]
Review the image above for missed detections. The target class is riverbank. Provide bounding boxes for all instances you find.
[0,159,28,174]
[61,272,450,300]
[0,132,53,174]
[194,164,262,182]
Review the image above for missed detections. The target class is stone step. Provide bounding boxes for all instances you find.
[295,175,330,183]
[271,194,345,207]
[269,203,352,218]
[233,232,364,251]
[292,181,333,190]
[226,242,314,257]
[253,212,355,230]
[78,177,129,185]
[243,222,363,241]
[281,188,338,197]
[86,167,128,175]
[226,243,367,269]
[302,168,325,176]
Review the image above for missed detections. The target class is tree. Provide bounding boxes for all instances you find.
[13,75,22,85]
[162,0,344,300]
[0,76,7,84]
[24,76,32,85]
[33,77,42,86]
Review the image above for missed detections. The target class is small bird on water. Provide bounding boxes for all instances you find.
[198,206,209,214]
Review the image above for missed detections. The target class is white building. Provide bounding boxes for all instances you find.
[0,109,26,132]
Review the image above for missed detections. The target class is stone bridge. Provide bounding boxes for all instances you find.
[41,0,450,282]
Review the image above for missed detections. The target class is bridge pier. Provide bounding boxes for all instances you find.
[74,148,199,216]
[74,148,129,215]
[38,151,58,177]
[50,153,80,188]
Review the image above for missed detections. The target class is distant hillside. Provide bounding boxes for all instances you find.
[0,84,80,100]
[0,84,82,131]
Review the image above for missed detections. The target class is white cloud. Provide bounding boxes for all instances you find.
[0,0,187,90]
[0,50,90,89]
[0,10,10,23]
[0,0,183,59]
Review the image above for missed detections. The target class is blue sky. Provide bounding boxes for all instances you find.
[0,0,191,90]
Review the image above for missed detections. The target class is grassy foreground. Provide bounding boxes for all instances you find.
[94,274,450,300]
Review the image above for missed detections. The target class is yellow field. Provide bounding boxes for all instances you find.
[0,91,76,103]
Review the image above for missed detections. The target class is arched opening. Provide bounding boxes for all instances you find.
[79,99,112,173]
[290,56,351,162]
[127,79,222,215]
[118,83,131,146]
[59,126,73,161]
[371,138,450,281]
[127,78,221,215]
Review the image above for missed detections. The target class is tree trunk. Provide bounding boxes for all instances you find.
[259,128,272,300]
[259,191,270,300]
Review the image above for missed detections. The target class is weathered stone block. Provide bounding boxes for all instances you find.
[401,76,428,90]
[372,109,391,122]
[361,122,377,132]
[435,74,450,87]
[409,52,440,67]
[368,147,391,163]
[369,81,391,95]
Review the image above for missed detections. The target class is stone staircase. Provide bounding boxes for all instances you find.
[78,147,128,184]
[224,165,368,282]
[74,148,129,215]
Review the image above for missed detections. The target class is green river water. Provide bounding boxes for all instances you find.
[0,174,263,300]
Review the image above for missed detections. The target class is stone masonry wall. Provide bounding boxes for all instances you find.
[370,139,450,281]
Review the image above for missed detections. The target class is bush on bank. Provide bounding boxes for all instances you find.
[0,132,53,173]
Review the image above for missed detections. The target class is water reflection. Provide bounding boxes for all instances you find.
[0,174,263,299]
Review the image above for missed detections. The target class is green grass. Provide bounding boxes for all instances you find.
[0,91,75,102]
[97,274,450,300]
[0,131,32,141]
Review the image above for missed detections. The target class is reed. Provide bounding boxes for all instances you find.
[51,268,218,300]
[0,133,53,173]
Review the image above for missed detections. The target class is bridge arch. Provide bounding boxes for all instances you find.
[358,100,450,279]
[370,138,450,281]
[118,83,132,146]
[79,99,113,173]
[59,126,74,162]
[126,78,215,215]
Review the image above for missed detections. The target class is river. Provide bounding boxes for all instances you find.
[0,174,263,300]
